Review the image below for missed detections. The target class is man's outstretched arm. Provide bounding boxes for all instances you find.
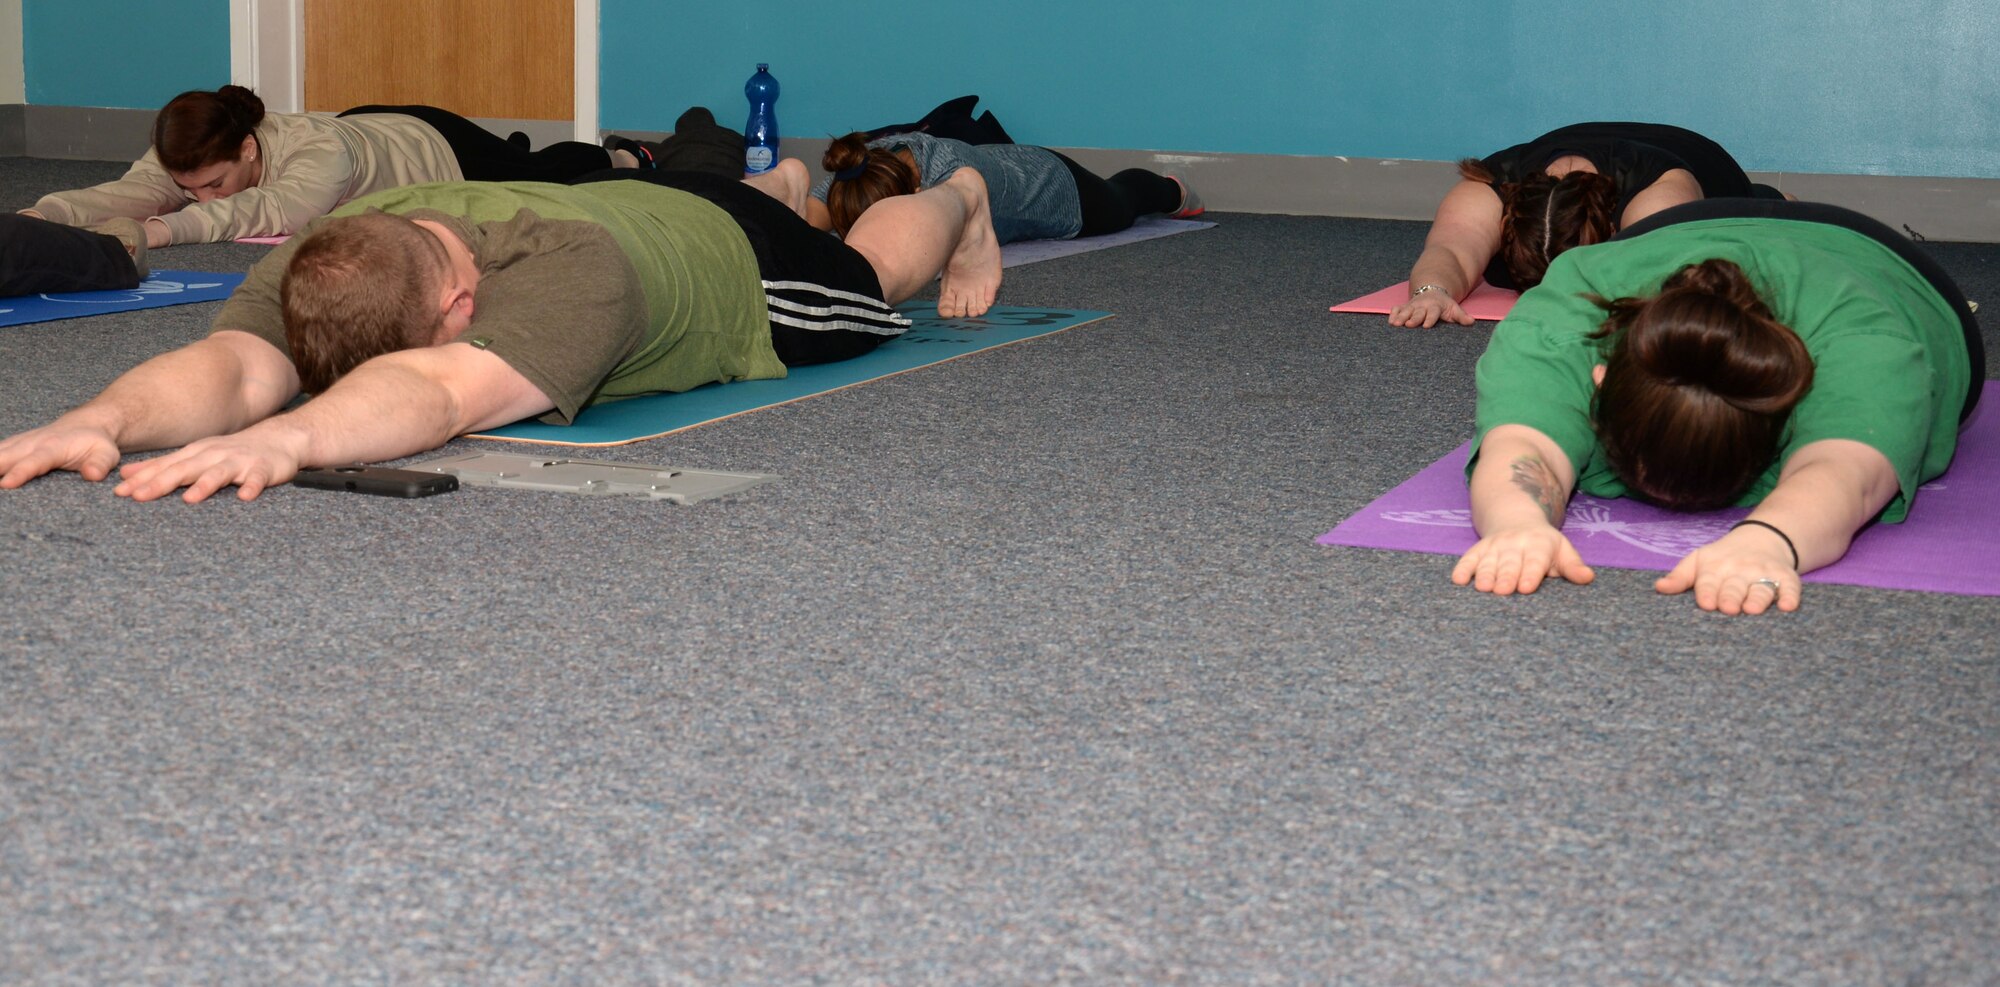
[115,341,555,503]
[0,330,300,489]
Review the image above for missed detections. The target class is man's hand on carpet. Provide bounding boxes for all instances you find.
[0,422,122,488]
[114,430,304,503]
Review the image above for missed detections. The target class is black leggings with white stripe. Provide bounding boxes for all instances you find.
[570,168,904,366]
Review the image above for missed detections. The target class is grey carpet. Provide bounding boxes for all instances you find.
[2,158,1996,985]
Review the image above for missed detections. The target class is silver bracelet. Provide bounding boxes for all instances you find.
[1410,283,1449,298]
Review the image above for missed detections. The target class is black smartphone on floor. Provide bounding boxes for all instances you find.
[293,466,459,498]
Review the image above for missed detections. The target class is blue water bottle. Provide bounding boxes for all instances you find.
[744,63,779,175]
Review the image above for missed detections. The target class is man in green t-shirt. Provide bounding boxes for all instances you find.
[0,160,1005,504]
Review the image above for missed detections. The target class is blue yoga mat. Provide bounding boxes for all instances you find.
[0,271,246,328]
[471,303,1113,447]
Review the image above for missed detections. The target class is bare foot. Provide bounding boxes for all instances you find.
[740,157,810,218]
[936,168,1001,318]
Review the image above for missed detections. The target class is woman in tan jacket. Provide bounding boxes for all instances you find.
[23,85,618,249]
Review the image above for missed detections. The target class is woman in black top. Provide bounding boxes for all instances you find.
[1389,122,1784,328]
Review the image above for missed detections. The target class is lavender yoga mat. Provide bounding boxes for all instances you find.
[1000,217,1215,268]
[1318,382,2000,596]
[1329,280,1520,321]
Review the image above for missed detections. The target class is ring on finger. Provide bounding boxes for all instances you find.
[1750,577,1782,596]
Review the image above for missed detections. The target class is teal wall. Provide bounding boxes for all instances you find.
[23,0,227,109]
[15,0,1998,179]
[600,0,2000,179]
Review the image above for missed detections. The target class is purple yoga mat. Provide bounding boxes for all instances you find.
[1318,382,1999,596]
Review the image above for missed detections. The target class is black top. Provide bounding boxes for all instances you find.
[1477,122,1756,288]
[1480,121,1754,199]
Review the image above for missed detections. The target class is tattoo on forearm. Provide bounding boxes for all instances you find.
[1509,455,1565,527]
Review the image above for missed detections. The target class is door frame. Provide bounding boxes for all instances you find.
[227,0,599,142]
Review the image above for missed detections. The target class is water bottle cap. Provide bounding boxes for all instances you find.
[757,63,768,71]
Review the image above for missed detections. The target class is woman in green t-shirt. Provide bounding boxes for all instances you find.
[1455,200,1982,615]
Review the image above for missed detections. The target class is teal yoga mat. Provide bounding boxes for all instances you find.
[0,271,246,328]
[470,303,1113,447]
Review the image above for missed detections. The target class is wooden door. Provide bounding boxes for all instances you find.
[303,0,572,120]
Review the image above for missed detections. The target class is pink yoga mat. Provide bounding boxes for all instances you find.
[1318,382,2000,596]
[1329,281,1519,322]
[236,235,290,245]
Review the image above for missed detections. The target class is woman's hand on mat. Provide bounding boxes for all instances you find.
[1451,523,1594,595]
[1655,536,1800,615]
[1388,291,1473,329]
[0,423,122,488]
[113,430,303,503]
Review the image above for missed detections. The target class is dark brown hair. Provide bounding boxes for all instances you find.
[281,212,450,393]
[152,85,266,172]
[1589,258,1815,511]
[1458,158,1617,289]
[823,132,920,237]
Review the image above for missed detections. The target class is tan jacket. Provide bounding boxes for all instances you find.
[31,111,463,244]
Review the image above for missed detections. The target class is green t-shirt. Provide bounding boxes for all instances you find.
[1471,217,1970,523]
[213,180,786,423]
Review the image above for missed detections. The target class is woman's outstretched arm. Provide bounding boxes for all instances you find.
[1655,438,1899,615]
[1390,180,1503,329]
[1453,424,1595,594]
[25,154,188,230]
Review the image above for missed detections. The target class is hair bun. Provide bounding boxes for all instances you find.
[1662,257,1765,311]
[214,84,266,123]
[822,132,870,175]
[1589,257,1814,510]
[1619,259,1812,413]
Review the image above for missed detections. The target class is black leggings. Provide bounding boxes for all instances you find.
[339,105,610,183]
[1049,152,1183,238]
[1616,198,1984,423]
[569,169,894,367]
[0,213,139,296]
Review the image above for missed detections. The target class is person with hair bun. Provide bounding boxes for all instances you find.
[1453,199,1982,615]
[1391,122,1785,329]
[803,131,1202,244]
[20,85,622,251]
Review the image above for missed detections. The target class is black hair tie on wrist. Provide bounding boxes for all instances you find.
[1731,519,1799,570]
[832,164,866,181]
